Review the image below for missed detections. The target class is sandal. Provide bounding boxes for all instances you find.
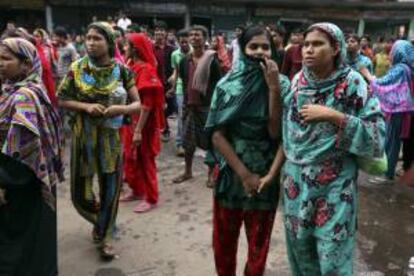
[98,243,118,261]
[172,174,193,184]
[119,192,139,202]
[133,201,154,213]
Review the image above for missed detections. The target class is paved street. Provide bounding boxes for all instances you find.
[57,120,414,276]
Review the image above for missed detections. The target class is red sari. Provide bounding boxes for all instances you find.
[121,33,165,204]
[35,40,57,105]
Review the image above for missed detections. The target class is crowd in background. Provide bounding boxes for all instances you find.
[1,11,414,276]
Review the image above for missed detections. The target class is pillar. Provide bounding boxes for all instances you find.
[45,4,53,33]
[357,18,365,37]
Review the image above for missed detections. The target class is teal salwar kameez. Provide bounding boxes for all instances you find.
[206,50,290,275]
[281,23,386,276]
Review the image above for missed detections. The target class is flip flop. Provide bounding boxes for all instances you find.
[172,174,193,184]
[98,243,118,261]
[119,192,139,202]
[133,201,154,213]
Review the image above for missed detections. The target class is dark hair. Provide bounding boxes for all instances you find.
[113,26,125,37]
[190,25,209,39]
[176,29,189,38]
[387,36,396,44]
[154,20,168,31]
[345,33,360,43]
[235,25,245,32]
[54,26,68,38]
[361,34,371,42]
[291,27,305,35]
[238,25,272,54]
[268,24,286,37]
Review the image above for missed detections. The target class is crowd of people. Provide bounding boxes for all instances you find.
[0,14,413,276]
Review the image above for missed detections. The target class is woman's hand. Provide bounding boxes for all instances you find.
[85,104,106,116]
[241,172,261,197]
[104,105,125,117]
[260,58,280,91]
[359,66,375,82]
[258,174,274,193]
[0,188,7,206]
[133,130,142,146]
[299,104,344,124]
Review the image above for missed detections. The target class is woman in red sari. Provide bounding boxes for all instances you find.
[33,28,57,105]
[120,33,165,213]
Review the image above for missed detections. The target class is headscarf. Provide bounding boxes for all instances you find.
[0,38,64,209]
[371,40,414,113]
[87,21,116,58]
[302,23,351,89]
[206,39,290,137]
[126,33,157,68]
[34,28,51,45]
[1,38,43,85]
[126,33,165,131]
[284,23,373,164]
[127,33,165,155]
[215,35,231,73]
[67,22,122,97]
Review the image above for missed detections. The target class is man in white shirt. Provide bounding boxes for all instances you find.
[117,12,131,31]
[229,25,244,67]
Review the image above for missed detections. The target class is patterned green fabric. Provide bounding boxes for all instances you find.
[282,22,386,275]
[58,56,134,176]
[206,53,290,210]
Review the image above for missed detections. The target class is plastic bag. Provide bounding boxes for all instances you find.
[357,153,388,176]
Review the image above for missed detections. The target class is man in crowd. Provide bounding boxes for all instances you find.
[154,20,176,142]
[229,25,244,67]
[346,33,374,75]
[53,26,78,85]
[173,25,222,185]
[117,11,132,31]
[170,29,192,157]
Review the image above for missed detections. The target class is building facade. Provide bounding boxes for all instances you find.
[1,0,414,40]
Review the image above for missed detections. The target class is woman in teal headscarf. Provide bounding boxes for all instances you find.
[206,25,290,275]
[270,23,385,275]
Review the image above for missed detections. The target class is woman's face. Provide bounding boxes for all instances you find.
[210,37,218,50]
[124,41,133,60]
[33,31,43,42]
[85,28,110,59]
[302,30,338,71]
[0,46,28,81]
[244,34,271,60]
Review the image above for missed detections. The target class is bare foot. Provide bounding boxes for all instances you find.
[205,179,215,188]
[173,173,193,184]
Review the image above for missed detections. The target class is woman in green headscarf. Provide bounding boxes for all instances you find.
[58,22,140,260]
[206,25,290,275]
[276,23,385,275]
